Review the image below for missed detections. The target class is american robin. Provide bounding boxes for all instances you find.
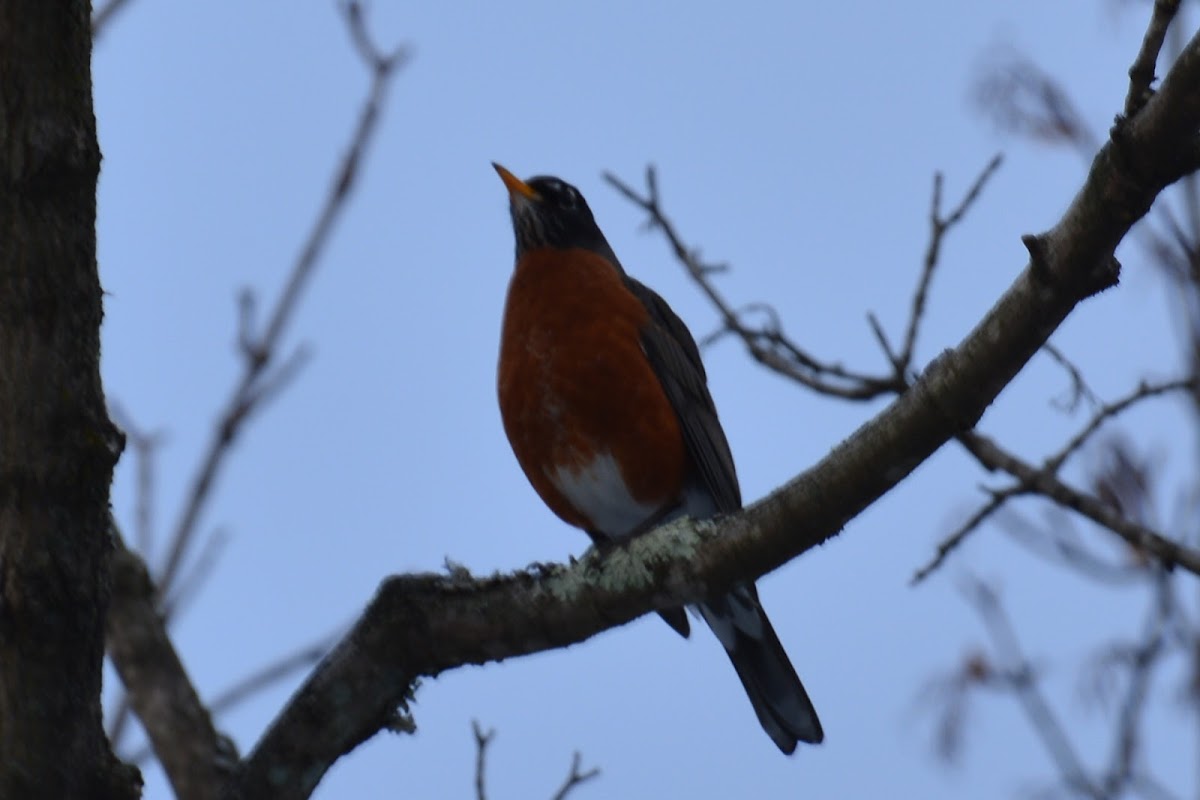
[493,163,823,754]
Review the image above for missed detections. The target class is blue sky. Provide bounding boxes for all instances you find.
[94,2,1193,797]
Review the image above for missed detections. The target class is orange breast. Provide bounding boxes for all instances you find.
[497,248,687,533]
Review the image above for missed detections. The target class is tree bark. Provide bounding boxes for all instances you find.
[0,3,137,797]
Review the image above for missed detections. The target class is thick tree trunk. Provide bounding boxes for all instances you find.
[0,3,137,797]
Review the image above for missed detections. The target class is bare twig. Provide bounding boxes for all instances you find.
[161,528,230,623]
[470,722,598,800]
[917,648,992,763]
[973,48,1099,155]
[957,431,1200,575]
[550,752,601,800]
[233,345,314,424]
[610,154,1002,402]
[1097,571,1173,796]
[963,579,1102,798]
[605,167,902,400]
[867,311,902,373]
[1089,436,1157,529]
[996,505,1151,586]
[911,484,1025,584]
[472,721,495,800]
[106,2,409,778]
[154,2,410,603]
[916,378,1195,582]
[1125,0,1183,117]
[1044,378,1195,474]
[898,154,1004,370]
[1042,342,1102,412]
[697,301,777,348]
[213,632,338,716]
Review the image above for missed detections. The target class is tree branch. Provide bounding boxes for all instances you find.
[957,431,1200,573]
[0,4,135,797]
[103,1,410,781]
[915,378,1197,581]
[604,167,903,400]
[106,526,232,800]
[1044,378,1195,474]
[225,26,1200,798]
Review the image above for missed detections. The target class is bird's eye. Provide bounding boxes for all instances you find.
[559,185,577,209]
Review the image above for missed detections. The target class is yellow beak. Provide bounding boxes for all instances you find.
[492,162,540,202]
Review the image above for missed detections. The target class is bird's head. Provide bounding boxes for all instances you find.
[492,163,618,266]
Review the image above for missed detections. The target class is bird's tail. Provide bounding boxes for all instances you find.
[699,585,823,754]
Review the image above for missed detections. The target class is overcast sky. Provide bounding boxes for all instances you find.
[93,2,1194,798]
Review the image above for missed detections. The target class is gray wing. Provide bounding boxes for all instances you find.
[624,277,742,514]
[629,279,823,753]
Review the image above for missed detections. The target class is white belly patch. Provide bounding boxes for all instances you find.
[549,452,661,539]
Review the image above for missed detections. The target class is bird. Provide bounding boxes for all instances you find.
[493,163,823,754]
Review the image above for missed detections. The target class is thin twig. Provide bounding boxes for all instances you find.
[550,752,601,800]
[1099,571,1173,796]
[107,0,409,771]
[963,578,1103,798]
[867,312,902,374]
[917,378,1196,582]
[957,431,1200,576]
[898,154,1004,370]
[154,2,410,603]
[1043,378,1195,474]
[1125,0,1183,117]
[605,167,900,400]
[697,301,780,349]
[472,721,495,800]
[973,48,1099,155]
[210,632,337,716]
[911,484,1025,584]
[1042,343,1102,412]
[160,528,230,623]
[996,505,1151,586]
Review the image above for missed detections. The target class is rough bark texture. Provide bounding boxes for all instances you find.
[0,3,138,798]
